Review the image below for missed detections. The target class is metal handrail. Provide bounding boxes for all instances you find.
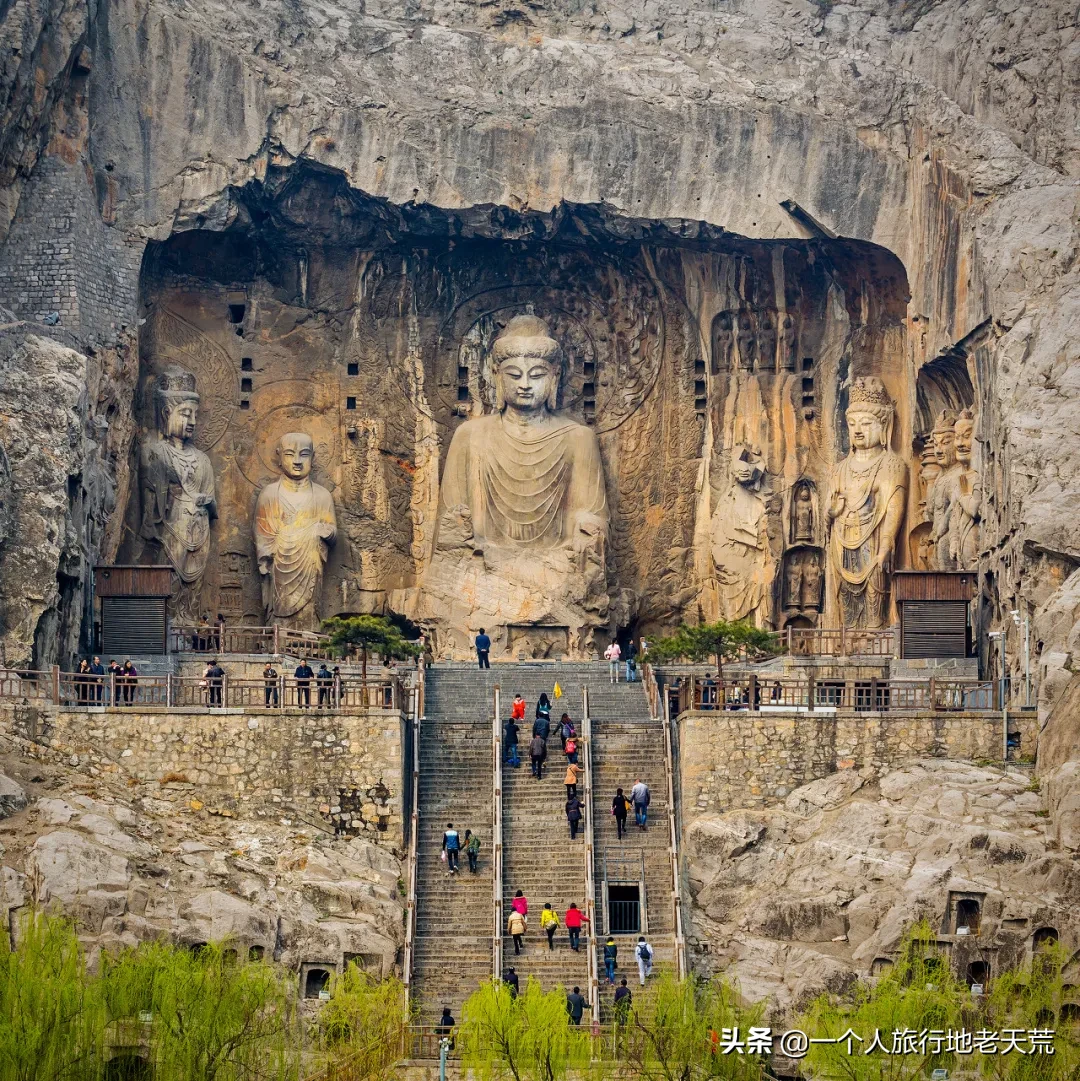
[402,656,423,1017]
[492,684,504,984]
[662,691,687,979]
[581,685,599,1021]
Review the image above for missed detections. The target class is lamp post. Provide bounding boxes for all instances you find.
[1010,610,1033,709]
[988,629,1008,761]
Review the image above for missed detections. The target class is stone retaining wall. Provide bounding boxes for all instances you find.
[0,702,407,848]
[678,709,1035,813]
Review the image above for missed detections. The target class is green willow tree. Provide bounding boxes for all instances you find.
[650,620,780,680]
[322,614,421,683]
[459,979,595,1081]
[617,971,767,1081]
[797,922,1079,1081]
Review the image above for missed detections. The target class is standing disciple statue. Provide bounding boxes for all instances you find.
[826,376,908,629]
[254,433,338,630]
[948,409,982,569]
[140,366,217,622]
[414,313,610,657]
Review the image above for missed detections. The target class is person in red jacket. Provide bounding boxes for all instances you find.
[511,694,526,722]
[564,902,590,952]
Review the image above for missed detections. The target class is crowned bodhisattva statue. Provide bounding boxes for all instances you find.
[140,367,217,622]
[254,432,338,630]
[415,314,610,658]
[826,376,908,629]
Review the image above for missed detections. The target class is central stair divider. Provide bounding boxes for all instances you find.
[402,657,423,1017]
[582,684,599,1020]
[493,684,504,984]
[662,686,687,979]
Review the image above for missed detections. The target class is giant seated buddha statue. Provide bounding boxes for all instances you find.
[415,314,611,658]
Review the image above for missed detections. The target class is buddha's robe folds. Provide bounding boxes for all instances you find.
[435,413,607,564]
[255,477,337,622]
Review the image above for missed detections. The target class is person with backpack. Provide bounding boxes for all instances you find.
[508,907,527,954]
[535,693,552,725]
[565,735,579,765]
[565,794,584,840]
[540,903,560,950]
[603,936,618,983]
[530,732,546,779]
[564,902,589,952]
[635,936,654,985]
[558,713,575,750]
[630,778,651,830]
[625,638,638,682]
[464,829,481,873]
[442,823,461,874]
[511,890,528,917]
[504,967,519,998]
[566,986,589,1026]
[505,716,521,768]
[612,788,630,840]
[613,979,633,1022]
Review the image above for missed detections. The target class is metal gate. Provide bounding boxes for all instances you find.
[900,599,969,658]
[601,851,647,936]
[102,596,168,656]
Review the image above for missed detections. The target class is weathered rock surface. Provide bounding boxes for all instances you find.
[0,752,404,973]
[685,759,1079,1011]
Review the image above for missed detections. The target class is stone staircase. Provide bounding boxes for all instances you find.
[410,708,495,1022]
[409,663,678,1021]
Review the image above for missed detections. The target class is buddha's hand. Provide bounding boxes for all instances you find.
[436,504,475,551]
[571,514,607,555]
[317,522,336,539]
[827,493,845,520]
[258,556,272,575]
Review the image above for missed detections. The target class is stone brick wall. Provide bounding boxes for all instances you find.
[0,702,407,849]
[0,153,140,347]
[678,709,1036,814]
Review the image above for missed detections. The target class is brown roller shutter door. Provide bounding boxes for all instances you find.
[900,600,969,658]
[102,596,168,655]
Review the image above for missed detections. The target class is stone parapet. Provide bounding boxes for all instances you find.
[0,702,406,848]
[678,709,1035,813]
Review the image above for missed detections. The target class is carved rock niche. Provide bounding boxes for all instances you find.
[121,167,915,653]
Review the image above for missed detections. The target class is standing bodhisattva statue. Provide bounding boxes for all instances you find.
[140,366,217,622]
[255,432,337,630]
[826,376,908,629]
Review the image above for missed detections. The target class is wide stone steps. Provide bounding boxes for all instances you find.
[502,935,591,993]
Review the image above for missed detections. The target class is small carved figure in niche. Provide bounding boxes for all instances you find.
[826,376,908,629]
[708,446,772,623]
[949,409,982,569]
[757,311,778,371]
[139,366,217,623]
[802,552,822,610]
[929,408,960,570]
[792,482,815,543]
[917,443,941,521]
[255,432,338,630]
[712,311,734,373]
[780,314,797,371]
[785,557,804,610]
[736,311,757,370]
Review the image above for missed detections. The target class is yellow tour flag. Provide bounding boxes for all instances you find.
[553,682,563,699]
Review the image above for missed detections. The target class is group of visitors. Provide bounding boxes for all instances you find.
[506,892,591,955]
[475,630,648,680]
[73,657,138,704]
[611,779,651,837]
[603,637,647,683]
[191,613,226,652]
[440,822,482,875]
[259,661,346,708]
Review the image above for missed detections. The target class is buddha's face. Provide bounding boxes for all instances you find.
[934,427,957,468]
[498,354,556,412]
[848,409,886,451]
[278,434,315,479]
[164,400,198,441]
[732,457,758,485]
[954,418,974,465]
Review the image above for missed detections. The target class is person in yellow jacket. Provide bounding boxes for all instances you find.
[540,902,560,951]
[508,908,527,954]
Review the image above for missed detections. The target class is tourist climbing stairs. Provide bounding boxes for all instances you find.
[410,670,496,1022]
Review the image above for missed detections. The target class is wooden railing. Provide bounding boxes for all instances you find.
[0,668,403,712]
[168,624,337,658]
[581,686,599,1020]
[660,690,687,979]
[666,674,998,714]
[787,627,896,657]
